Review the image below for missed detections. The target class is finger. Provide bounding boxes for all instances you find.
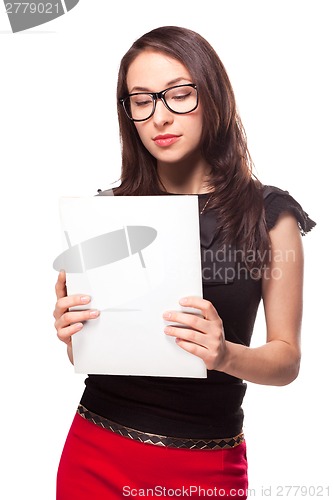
[55,270,67,300]
[57,322,83,345]
[53,294,91,320]
[163,310,207,333]
[55,308,100,330]
[164,325,209,349]
[179,296,220,321]
[174,336,207,360]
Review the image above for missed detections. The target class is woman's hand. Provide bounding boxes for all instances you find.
[53,270,100,363]
[163,297,227,371]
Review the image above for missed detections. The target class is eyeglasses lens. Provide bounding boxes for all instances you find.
[124,85,197,121]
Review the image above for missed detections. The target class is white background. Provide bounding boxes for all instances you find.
[0,1,331,498]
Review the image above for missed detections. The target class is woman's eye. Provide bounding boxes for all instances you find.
[172,92,191,101]
[132,97,152,107]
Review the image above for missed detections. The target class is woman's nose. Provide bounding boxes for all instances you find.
[152,99,174,126]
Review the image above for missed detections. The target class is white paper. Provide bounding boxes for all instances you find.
[53,195,206,378]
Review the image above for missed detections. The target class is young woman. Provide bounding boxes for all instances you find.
[54,26,315,499]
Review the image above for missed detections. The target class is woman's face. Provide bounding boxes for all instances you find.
[126,50,204,167]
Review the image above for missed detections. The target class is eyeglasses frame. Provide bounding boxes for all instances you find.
[119,83,198,122]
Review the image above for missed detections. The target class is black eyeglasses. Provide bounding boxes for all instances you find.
[119,83,198,122]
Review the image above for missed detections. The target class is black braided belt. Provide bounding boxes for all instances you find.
[77,404,244,450]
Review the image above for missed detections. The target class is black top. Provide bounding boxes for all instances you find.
[80,186,315,438]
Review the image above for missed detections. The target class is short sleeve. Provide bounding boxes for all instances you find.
[263,185,316,234]
[96,188,115,196]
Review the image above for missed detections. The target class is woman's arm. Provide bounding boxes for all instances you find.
[164,212,304,386]
[220,213,303,385]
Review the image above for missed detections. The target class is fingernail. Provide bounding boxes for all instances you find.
[163,312,171,319]
[80,295,90,303]
[74,322,83,331]
[89,310,100,318]
[179,297,188,305]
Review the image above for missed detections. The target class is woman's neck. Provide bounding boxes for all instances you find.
[157,157,213,194]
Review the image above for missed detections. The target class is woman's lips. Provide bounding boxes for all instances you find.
[153,134,180,147]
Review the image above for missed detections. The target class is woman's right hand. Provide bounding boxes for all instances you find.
[53,270,100,363]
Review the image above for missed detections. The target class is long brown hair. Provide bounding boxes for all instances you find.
[115,26,269,270]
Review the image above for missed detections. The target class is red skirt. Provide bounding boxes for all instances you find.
[57,413,248,499]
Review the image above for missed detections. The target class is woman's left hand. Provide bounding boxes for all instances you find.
[163,297,227,371]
